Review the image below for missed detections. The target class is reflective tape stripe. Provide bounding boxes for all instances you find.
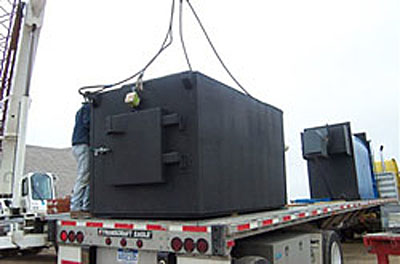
[262,219,273,226]
[61,221,76,226]
[311,210,318,216]
[283,215,291,222]
[237,223,250,231]
[182,226,208,233]
[147,224,167,231]
[114,223,134,229]
[164,225,211,233]
[86,222,103,228]
[298,212,306,218]
[61,261,81,264]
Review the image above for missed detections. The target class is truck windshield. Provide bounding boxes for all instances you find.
[31,173,53,200]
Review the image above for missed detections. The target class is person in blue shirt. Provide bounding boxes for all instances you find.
[70,102,91,218]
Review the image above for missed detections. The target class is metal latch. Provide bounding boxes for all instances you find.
[93,146,111,156]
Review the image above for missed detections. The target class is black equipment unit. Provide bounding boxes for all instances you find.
[301,122,360,200]
[90,71,287,219]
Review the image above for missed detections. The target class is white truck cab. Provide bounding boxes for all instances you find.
[20,172,55,215]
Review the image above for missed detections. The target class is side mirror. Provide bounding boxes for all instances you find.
[51,174,58,181]
[4,200,11,208]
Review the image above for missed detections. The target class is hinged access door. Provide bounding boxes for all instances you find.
[103,108,164,186]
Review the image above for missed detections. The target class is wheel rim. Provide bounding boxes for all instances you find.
[330,241,342,264]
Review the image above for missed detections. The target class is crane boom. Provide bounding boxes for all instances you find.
[0,0,46,210]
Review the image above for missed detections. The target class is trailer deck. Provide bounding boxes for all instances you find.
[55,198,395,257]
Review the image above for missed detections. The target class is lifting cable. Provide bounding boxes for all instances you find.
[184,0,251,97]
[79,0,252,98]
[179,0,192,71]
[78,0,176,96]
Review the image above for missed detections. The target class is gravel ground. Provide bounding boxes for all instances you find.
[1,241,399,263]
[0,248,56,264]
[342,240,400,264]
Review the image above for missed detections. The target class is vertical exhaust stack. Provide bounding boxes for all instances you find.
[380,145,386,172]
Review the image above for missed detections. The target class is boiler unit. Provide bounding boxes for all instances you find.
[301,122,376,200]
[90,71,287,219]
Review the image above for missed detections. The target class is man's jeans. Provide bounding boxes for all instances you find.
[71,144,90,211]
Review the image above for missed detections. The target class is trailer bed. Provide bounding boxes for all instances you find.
[54,198,395,257]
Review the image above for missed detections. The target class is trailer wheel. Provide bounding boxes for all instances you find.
[323,231,343,264]
[234,256,270,264]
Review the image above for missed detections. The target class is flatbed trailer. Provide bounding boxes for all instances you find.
[53,198,396,264]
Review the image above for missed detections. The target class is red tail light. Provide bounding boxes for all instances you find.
[171,237,183,252]
[136,240,143,248]
[60,231,68,242]
[120,238,127,247]
[105,237,112,245]
[184,238,195,253]
[196,238,209,254]
[68,231,76,242]
[76,231,84,243]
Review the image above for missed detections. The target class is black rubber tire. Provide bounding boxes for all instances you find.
[323,231,343,264]
[234,256,270,264]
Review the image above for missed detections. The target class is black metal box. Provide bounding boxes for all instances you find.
[90,71,286,218]
[301,122,359,200]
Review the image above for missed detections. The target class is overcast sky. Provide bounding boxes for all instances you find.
[26,0,399,199]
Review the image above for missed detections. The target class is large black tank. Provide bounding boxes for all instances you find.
[90,71,286,219]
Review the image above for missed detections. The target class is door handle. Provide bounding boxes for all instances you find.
[93,146,111,157]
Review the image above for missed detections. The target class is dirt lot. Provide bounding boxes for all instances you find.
[342,241,400,264]
[0,242,399,263]
[0,248,56,264]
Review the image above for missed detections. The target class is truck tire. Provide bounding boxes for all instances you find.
[234,256,270,264]
[323,231,343,264]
